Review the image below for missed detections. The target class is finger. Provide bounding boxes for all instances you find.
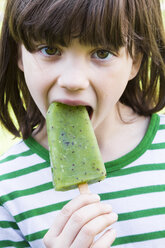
[71,212,118,248]
[60,203,113,247]
[92,228,117,248]
[49,193,100,237]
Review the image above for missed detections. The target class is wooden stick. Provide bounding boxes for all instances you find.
[78,183,90,194]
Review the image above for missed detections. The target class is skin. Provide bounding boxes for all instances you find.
[43,194,118,247]
[18,39,149,247]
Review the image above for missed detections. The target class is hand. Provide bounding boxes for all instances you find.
[43,193,118,248]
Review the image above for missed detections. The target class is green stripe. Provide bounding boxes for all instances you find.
[0,240,29,247]
[0,182,53,204]
[159,124,165,130]
[0,150,33,164]
[14,185,165,222]
[107,163,165,177]
[119,207,165,221]
[100,185,165,201]
[149,143,165,150]
[112,230,165,246]
[24,137,50,162]
[0,221,19,229]
[25,229,47,242]
[0,162,49,181]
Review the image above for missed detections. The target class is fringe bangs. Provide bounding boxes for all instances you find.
[9,0,127,52]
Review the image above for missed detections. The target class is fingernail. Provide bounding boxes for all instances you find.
[111,212,118,221]
[93,194,100,201]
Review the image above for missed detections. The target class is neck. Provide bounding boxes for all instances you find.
[32,124,49,150]
[94,104,150,162]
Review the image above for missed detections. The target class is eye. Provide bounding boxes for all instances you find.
[39,46,61,57]
[92,49,113,60]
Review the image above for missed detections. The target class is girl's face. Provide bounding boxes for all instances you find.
[18,39,141,130]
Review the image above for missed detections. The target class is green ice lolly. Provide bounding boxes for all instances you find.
[46,102,106,191]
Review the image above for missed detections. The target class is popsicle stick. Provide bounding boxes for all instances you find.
[78,183,90,194]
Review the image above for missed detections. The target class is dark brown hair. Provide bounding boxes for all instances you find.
[0,0,165,139]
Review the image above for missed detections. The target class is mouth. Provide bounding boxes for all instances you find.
[86,106,93,120]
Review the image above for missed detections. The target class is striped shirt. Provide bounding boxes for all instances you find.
[0,113,165,247]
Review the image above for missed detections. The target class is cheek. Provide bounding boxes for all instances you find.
[23,67,50,116]
[24,71,43,97]
[96,67,130,100]
[23,57,52,95]
[94,61,133,117]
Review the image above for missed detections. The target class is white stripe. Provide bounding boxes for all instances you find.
[90,170,165,194]
[0,141,29,161]
[4,184,78,215]
[0,206,16,222]
[106,191,165,214]
[152,129,165,143]
[116,238,165,248]
[159,114,165,124]
[0,167,52,196]
[0,153,46,175]
[118,238,165,248]
[4,189,55,215]
[128,149,165,165]
[18,211,58,237]
[29,240,46,248]
[0,228,24,242]
[114,214,165,237]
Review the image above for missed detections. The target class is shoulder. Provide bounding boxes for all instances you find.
[0,139,30,160]
[0,138,47,180]
[0,139,34,164]
[0,140,31,180]
[0,139,31,165]
[0,138,50,200]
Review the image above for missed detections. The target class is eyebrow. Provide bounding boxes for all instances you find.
[34,39,121,52]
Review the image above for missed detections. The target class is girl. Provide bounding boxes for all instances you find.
[0,0,165,247]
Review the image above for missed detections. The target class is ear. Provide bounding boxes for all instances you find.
[17,45,24,71]
[129,53,143,80]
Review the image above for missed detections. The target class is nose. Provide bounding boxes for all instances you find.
[57,65,89,92]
